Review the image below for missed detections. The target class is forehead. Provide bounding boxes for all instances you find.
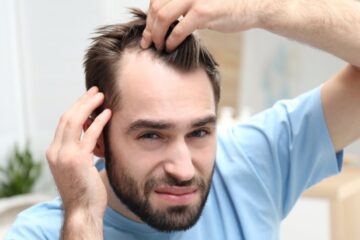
[113,50,216,124]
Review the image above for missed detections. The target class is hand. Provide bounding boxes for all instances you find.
[46,87,111,219]
[141,0,264,51]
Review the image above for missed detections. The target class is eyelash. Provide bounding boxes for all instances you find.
[188,129,210,138]
[138,129,211,140]
[138,132,161,140]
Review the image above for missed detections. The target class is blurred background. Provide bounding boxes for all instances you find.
[1,0,359,239]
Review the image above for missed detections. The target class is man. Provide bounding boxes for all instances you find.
[6,0,360,239]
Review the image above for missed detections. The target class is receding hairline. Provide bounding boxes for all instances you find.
[115,45,213,79]
[111,47,216,110]
[84,8,220,115]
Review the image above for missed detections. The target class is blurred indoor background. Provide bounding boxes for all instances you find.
[1,0,359,239]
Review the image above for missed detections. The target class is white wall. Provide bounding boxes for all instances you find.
[239,29,360,158]
[0,0,148,191]
[239,29,346,112]
[0,0,27,165]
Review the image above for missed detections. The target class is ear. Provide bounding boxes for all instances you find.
[83,117,105,158]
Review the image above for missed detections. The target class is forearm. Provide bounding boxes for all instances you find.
[258,0,360,67]
[62,210,103,240]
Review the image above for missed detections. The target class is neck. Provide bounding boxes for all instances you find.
[99,171,143,223]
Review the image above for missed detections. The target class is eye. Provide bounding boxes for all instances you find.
[138,132,161,140]
[188,129,209,138]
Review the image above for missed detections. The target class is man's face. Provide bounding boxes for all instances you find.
[105,50,217,232]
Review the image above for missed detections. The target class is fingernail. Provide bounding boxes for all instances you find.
[103,109,112,117]
[89,86,98,93]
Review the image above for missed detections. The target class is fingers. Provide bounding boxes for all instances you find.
[165,11,200,51]
[52,87,99,147]
[61,92,104,144]
[142,0,193,51]
[142,0,172,49]
[150,0,184,50]
[81,109,112,153]
[48,87,105,162]
[47,87,97,165]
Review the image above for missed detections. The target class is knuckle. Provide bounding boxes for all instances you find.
[157,9,168,23]
[192,5,210,18]
[151,1,162,14]
[46,147,56,163]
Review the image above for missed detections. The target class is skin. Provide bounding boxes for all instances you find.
[47,0,360,239]
[100,51,217,226]
[47,50,217,239]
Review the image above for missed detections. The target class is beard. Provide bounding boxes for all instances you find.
[104,126,214,232]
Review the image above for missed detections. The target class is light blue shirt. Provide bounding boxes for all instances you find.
[6,87,342,240]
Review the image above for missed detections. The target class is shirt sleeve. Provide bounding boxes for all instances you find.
[223,86,343,219]
[5,221,46,240]
[4,199,63,240]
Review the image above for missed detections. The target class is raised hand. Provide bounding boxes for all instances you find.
[141,0,263,51]
[46,87,111,239]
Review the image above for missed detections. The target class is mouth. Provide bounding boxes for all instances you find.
[154,186,198,205]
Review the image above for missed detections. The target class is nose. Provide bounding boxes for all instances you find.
[163,139,195,182]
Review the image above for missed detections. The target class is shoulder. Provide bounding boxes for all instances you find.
[5,197,63,240]
[216,86,323,153]
[214,86,341,217]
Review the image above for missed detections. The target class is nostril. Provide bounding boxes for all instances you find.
[163,162,195,182]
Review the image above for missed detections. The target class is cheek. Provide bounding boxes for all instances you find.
[107,127,163,183]
[115,148,165,182]
[192,139,217,175]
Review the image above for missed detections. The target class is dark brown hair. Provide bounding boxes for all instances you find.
[84,8,220,115]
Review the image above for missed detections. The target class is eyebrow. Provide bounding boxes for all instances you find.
[191,115,217,128]
[126,115,217,134]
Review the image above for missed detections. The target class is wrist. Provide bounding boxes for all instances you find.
[62,194,107,220]
[64,206,105,223]
[62,209,104,240]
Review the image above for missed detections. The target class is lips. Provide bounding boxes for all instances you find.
[153,186,198,205]
[154,186,197,195]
